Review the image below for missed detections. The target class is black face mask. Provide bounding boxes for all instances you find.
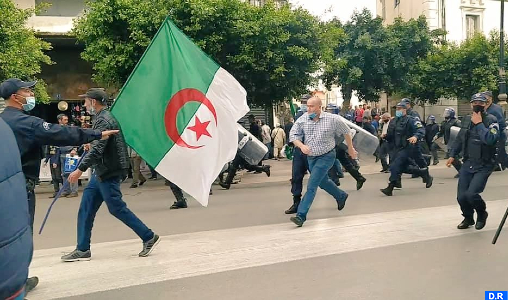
[472,105,485,113]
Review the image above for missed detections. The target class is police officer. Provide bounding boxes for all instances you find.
[0,79,118,293]
[434,107,462,176]
[482,91,507,170]
[381,102,433,196]
[401,98,432,167]
[285,100,309,214]
[447,93,499,230]
[425,115,440,165]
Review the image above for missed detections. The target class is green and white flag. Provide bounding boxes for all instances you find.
[111,17,249,206]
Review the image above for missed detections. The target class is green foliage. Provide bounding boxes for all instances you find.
[73,0,322,107]
[0,0,52,103]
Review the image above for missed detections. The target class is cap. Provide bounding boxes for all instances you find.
[470,93,487,103]
[300,94,311,102]
[79,88,108,102]
[401,98,411,105]
[0,78,37,99]
[396,102,406,108]
[482,91,493,98]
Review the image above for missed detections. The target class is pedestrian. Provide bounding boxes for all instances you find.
[381,102,433,196]
[44,145,62,198]
[261,121,272,160]
[57,114,80,198]
[289,96,356,227]
[0,118,33,300]
[61,88,160,262]
[0,79,118,293]
[167,180,188,209]
[284,118,294,141]
[362,115,376,135]
[378,113,392,173]
[128,147,147,188]
[271,124,286,159]
[447,93,499,230]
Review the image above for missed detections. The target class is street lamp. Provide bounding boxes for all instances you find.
[498,0,507,109]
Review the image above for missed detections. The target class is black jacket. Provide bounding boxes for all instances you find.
[78,109,130,180]
[0,107,102,181]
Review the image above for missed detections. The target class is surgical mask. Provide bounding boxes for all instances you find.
[472,105,485,113]
[22,97,36,111]
[300,104,308,112]
[395,111,403,118]
[308,112,317,120]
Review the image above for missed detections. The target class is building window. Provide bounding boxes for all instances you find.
[395,0,400,8]
[466,14,480,39]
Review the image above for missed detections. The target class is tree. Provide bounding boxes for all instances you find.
[73,0,323,107]
[0,0,52,103]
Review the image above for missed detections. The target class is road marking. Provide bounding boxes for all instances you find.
[29,199,508,299]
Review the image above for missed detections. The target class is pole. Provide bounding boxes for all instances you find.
[499,0,507,112]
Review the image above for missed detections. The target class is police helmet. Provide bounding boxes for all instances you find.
[443,107,455,118]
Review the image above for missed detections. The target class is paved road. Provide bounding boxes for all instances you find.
[28,163,508,300]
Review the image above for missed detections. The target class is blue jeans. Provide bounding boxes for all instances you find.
[77,174,154,251]
[296,150,348,222]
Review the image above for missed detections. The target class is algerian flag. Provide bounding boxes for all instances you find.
[111,17,249,206]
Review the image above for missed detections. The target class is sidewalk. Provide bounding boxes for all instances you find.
[34,157,450,195]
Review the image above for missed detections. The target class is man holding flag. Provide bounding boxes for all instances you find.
[109,17,249,207]
[62,89,160,261]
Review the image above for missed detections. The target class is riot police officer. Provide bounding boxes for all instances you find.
[0,78,117,293]
[381,102,433,196]
[447,93,499,230]
[482,91,507,170]
[434,107,462,176]
[425,115,440,165]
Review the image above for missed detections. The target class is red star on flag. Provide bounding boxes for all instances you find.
[187,116,212,141]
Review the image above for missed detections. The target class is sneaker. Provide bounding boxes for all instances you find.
[61,249,91,262]
[290,216,304,227]
[25,276,39,294]
[139,234,160,257]
[139,179,147,186]
[66,192,79,198]
[130,184,138,188]
[170,200,188,209]
[61,192,70,197]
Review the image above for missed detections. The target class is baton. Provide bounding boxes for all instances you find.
[492,206,508,244]
[39,151,87,234]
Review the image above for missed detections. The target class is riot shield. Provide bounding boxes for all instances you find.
[433,137,446,151]
[237,124,268,166]
[338,116,379,156]
[447,126,461,149]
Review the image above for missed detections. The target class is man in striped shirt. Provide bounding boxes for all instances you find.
[289,97,357,227]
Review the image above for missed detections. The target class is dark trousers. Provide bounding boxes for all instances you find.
[457,160,492,218]
[27,190,35,232]
[430,143,440,162]
[336,147,365,182]
[50,165,62,192]
[77,174,153,251]
[168,181,186,201]
[148,165,158,178]
[389,145,427,183]
[223,153,264,186]
[379,141,390,171]
[291,147,308,197]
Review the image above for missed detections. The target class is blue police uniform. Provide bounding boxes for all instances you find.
[381,104,433,196]
[286,109,309,214]
[486,103,507,168]
[0,106,103,229]
[450,109,499,230]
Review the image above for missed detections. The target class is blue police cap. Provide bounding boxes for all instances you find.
[481,91,493,98]
[396,102,406,108]
[0,78,37,99]
[470,93,487,103]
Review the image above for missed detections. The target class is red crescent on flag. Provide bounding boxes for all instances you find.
[164,88,218,149]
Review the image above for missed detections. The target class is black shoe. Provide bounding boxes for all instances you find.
[170,200,188,209]
[457,218,475,229]
[454,174,460,179]
[425,175,433,188]
[130,184,138,188]
[334,179,341,186]
[380,169,388,173]
[139,179,146,186]
[219,182,231,190]
[263,165,271,177]
[49,192,57,198]
[25,276,39,294]
[433,161,439,166]
[381,183,395,196]
[411,174,419,179]
[285,204,298,214]
[476,211,488,230]
[290,216,304,227]
[356,178,366,190]
[139,234,160,257]
[337,193,348,211]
